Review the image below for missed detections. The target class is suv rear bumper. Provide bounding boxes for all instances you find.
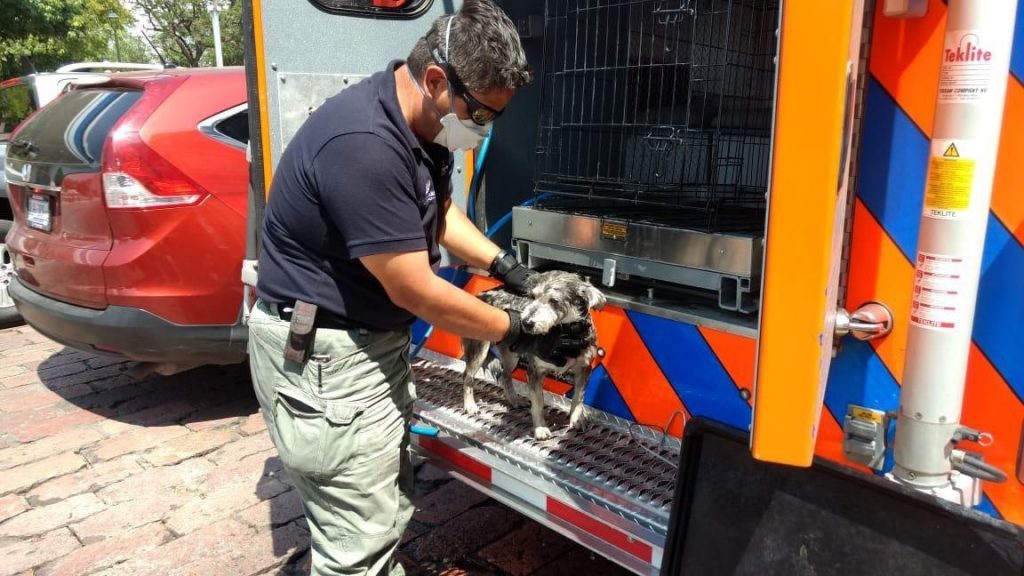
[10,276,247,364]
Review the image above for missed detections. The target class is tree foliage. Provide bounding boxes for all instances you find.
[114,31,156,64]
[0,0,134,79]
[133,0,243,68]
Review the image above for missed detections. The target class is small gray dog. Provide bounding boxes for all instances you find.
[462,270,606,440]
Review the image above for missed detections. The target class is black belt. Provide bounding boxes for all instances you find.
[274,303,372,332]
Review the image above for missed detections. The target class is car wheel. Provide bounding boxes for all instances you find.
[0,219,23,328]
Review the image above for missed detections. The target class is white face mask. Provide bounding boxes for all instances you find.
[412,17,493,152]
[435,112,491,152]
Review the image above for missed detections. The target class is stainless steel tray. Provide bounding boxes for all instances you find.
[512,206,762,312]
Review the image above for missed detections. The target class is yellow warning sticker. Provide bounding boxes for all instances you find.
[600,221,628,241]
[924,139,975,220]
[851,407,884,425]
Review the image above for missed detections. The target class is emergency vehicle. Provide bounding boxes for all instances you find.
[241,0,1024,573]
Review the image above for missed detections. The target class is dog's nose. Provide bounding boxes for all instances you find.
[522,318,536,331]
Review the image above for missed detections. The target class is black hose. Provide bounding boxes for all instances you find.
[953,455,1008,483]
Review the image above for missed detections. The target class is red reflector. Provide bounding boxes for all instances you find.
[372,0,408,7]
[547,498,654,562]
[418,436,492,482]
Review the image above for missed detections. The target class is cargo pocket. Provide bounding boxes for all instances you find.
[273,386,364,479]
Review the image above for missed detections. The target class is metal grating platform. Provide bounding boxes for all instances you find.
[412,356,679,537]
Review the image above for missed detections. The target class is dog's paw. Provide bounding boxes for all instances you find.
[569,413,589,431]
[464,399,480,415]
[533,426,553,440]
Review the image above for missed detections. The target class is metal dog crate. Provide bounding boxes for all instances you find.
[514,0,780,313]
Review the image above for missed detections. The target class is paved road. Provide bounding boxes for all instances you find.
[0,325,632,576]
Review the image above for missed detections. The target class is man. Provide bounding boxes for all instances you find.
[247,1,591,574]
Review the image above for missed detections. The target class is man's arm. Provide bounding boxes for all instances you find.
[439,200,502,270]
[361,250,510,342]
[440,200,537,295]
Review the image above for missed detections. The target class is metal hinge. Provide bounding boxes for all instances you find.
[843,405,890,470]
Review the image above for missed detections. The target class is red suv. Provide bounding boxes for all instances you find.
[4,68,249,367]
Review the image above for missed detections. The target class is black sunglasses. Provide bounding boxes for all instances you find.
[428,41,503,126]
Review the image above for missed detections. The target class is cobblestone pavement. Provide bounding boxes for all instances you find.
[0,325,633,576]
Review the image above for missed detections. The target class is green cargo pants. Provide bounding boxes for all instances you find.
[247,299,416,576]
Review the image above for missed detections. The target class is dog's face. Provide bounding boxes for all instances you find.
[520,271,606,334]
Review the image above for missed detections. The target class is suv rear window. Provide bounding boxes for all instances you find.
[215,109,249,145]
[0,82,36,140]
[7,89,141,166]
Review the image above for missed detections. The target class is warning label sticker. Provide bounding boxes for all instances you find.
[924,139,975,220]
[938,30,995,104]
[910,252,967,331]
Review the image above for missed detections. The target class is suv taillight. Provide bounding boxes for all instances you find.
[101,76,205,210]
[103,172,200,208]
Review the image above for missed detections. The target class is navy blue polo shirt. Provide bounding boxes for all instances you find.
[257,60,453,330]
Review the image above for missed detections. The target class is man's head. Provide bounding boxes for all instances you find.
[405,0,531,149]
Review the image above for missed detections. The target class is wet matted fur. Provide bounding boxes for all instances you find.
[462,270,606,440]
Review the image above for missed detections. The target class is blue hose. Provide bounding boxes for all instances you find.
[411,193,549,359]
[413,134,493,360]
[410,327,434,360]
[484,212,514,239]
[484,192,551,238]
[411,133,550,359]
[466,132,492,224]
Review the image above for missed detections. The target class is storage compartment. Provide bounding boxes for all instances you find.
[515,0,780,315]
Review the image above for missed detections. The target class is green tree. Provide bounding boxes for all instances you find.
[133,0,242,68]
[0,0,133,79]
[212,1,243,67]
[103,7,158,64]
[115,32,157,65]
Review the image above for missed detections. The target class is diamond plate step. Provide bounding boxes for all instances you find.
[412,354,680,538]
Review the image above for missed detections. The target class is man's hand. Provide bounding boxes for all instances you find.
[500,311,589,367]
[489,250,537,295]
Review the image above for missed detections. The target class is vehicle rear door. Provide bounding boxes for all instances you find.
[750,0,868,466]
[5,87,141,308]
[243,0,460,258]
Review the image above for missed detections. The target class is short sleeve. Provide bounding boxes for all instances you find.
[312,133,427,259]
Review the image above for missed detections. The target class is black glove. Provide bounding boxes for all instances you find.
[500,310,590,367]
[489,250,536,296]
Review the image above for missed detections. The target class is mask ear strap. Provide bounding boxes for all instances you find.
[442,16,457,114]
[444,16,455,62]
[407,66,443,118]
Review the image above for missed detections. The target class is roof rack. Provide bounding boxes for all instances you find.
[55,62,164,73]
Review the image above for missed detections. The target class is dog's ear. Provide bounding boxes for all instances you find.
[588,286,607,311]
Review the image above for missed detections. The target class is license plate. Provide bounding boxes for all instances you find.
[27,195,52,232]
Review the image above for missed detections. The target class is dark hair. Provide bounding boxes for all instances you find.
[407,0,532,92]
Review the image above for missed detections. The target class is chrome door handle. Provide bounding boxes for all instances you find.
[835,302,894,341]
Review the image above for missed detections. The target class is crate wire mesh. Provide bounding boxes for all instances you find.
[533,0,779,233]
